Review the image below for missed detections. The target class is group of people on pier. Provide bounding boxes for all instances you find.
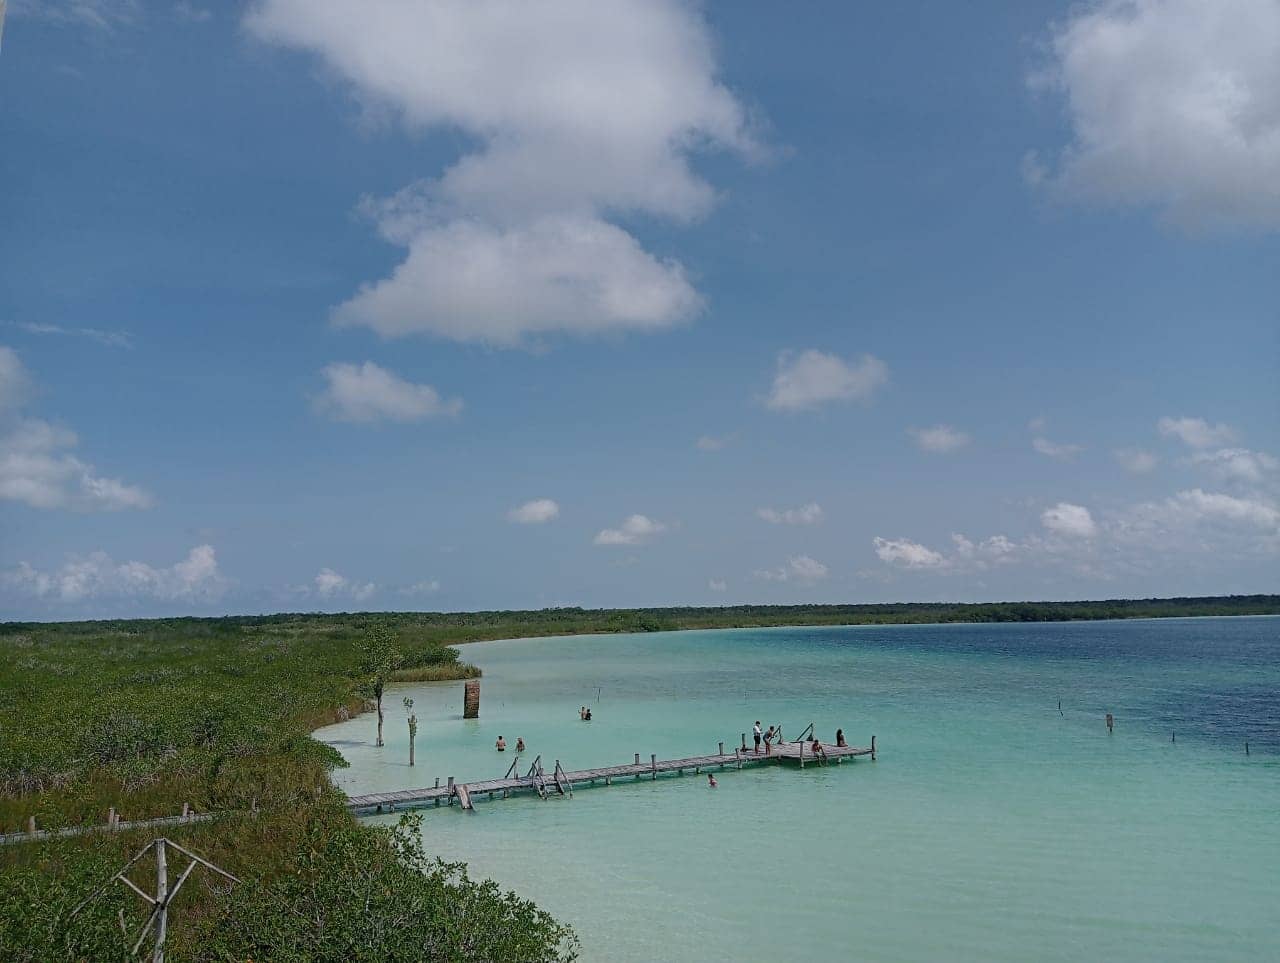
[751,720,847,757]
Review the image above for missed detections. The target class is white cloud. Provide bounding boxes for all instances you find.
[1,360,152,511]
[313,567,377,602]
[696,434,732,452]
[1162,488,1280,532]
[174,2,212,22]
[873,537,947,570]
[755,555,829,582]
[909,425,970,453]
[1041,502,1098,538]
[1190,448,1278,484]
[594,514,667,546]
[1032,436,1084,460]
[765,349,889,412]
[3,545,227,603]
[401,579,441,595]
[0,346,31,413]
[708,578,727,592]
[4,321,133,348]
[316,361,461,423]
[1031,0,1280,231]
[757,502,823,526]
[333,215,702,346]
[1158,416,1238,449]
[508,498,560,524]
[247,0,754,345]
[1115,448,1158,474]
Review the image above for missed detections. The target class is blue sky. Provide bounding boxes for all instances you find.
[1,0,1277,620]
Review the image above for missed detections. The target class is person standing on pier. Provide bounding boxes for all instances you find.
[764,725,775,755]
[753,721,762,754]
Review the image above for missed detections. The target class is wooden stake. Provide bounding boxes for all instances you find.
[153,839,167,963]
[871,735,876,761]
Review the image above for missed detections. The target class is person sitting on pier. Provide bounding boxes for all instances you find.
[810,736,826,761]
[835,729,847,748]
[495,735,506,752]
[515,736,525,752]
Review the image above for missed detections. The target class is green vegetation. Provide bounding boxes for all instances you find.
[0,614,574,961]
[1,594,1274,960]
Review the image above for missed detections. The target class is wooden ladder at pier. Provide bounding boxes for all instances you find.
[527,755,549,800]
[553,760,573,798]
[453,783,473,811]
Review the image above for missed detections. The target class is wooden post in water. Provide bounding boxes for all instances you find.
[1172,731,1176,743]
[871,735,876,761]
[741,732,747,751]
[735,747,742,770]
[463,680,480,719]
[634,752,641,765]
[1246,741,1250,756]
[798,740,804,769]
[718,741,724,756]
[1106,713,1114,733]
[651,754,657,779]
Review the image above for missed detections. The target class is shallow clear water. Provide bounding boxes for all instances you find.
[316,617,1280,961]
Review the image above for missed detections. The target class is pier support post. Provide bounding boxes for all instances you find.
[635,752,641,765]
[718,741,724,756]
[1106,713,1114,733]
[735,747,742,769]
[799,741,804,769]
[741,732,747,751]
[463,680,480,719]
[651,754,657,780]
[871,735,876,761]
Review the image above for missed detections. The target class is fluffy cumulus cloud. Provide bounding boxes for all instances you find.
[0,347,151,511]
[316,361,461,423]
[1190,448,1278,484]
[1041,502,1099,538]
[1158,416,1238,449]
[765,350,888,412]
[508,498,560,524]
[1158,489,1280,532]
[1115,448,1158,474]
[909,425,970,453]
[247,0,756,345]
[757,502,823,525]
[1032,436,1084,460]
[874,533,1018,573]
[755,555,828,582]
[3,545,227,603]
[1030,0,1280,231]
[313,567,377,602]
[594,514,666,546]
[873,537,947,570]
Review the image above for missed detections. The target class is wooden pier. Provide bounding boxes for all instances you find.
[346,734,875,815]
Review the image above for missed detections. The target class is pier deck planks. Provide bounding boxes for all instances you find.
[345,741,872,814]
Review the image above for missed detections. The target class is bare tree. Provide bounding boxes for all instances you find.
[403,697,418,766]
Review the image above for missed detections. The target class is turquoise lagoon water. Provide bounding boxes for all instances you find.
[315,617,1280,961]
